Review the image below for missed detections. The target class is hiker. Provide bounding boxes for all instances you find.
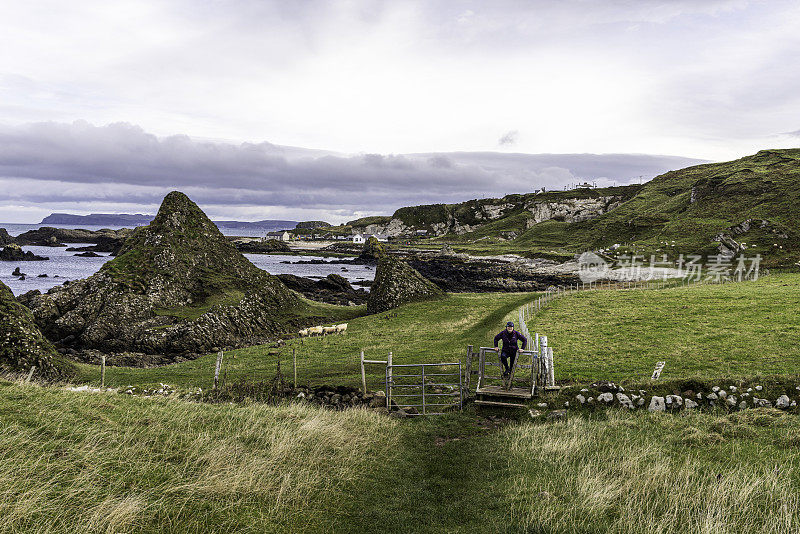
[494,321,527,378]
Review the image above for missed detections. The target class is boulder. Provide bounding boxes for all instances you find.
[597,392,614,403]
[616,393,634,409]
[22,191,301,359]
[775,395,791,409]
[684,398,699,409]
[367,257,444,314]
[0,280,75,379]
[648,396,666,412]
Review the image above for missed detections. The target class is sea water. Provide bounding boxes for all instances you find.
[0,224,373,296]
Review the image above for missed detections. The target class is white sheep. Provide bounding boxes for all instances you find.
[308,326,323,336]
[322,326,337,335]
[298,328,309,337]
[335,323,348,334]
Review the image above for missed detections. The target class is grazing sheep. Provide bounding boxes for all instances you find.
[298,328,309,337]
[335,323,348,334]
[308,326,323,336]
[322,326,337,335]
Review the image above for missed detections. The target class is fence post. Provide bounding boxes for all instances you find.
[386,351,393,412]
[293,348,297,388]
[421,365,426,415]
[540,335,548,388]
[360,350,367,394]
[464,345,474,392]
[25,366,36,383]
[214,350,224,390]
[100,354,106,388]
[547,347,555,387]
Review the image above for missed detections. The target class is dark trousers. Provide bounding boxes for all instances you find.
[500,351,516,374]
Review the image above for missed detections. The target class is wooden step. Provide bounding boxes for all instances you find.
[474,400,527,408]
[476,385,533,398]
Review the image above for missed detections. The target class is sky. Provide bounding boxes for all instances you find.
[1,0,798,223]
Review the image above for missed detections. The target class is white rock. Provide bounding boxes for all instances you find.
[598,392,614,403]
[296,392,306,399]
[754,398,772,408]
[619,386,625,392]
[696,392,703,399]
[718,390,727,399]
[537,403,548,409]
[775,395,791,409]
[729,386,737,393]
[739,400,748,410]
[587,397,594,403]
[742,392,750,398]
[712,386,720,392]
[564,401,570,408]
[616,393,634,409]
[666,395,683,407]
[792,401,797,407]
[648,396,666,412]
[580,388,589,393]
[684,398,698,409]
[747,387,753,393]
[576,394,586,404]
[637,397,646,407]
[726,396,737,407]
[755,385,763,391]
[706,392,718,401]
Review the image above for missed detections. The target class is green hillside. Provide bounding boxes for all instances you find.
[430,149,800,265]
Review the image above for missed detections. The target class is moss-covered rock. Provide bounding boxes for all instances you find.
[0,280,75,379]
[0,228,13,247]
[367,257,444,313]
[359,236,386,261]
[23,191,301,358]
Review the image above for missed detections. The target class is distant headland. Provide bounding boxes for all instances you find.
[40,212,298,231]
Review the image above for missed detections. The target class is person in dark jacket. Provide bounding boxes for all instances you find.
[494,321,527,378]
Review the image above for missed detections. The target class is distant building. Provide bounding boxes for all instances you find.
[265,231,291,241]
[415,229,429,236]
[575,182,596,189]
[352,233,388,244]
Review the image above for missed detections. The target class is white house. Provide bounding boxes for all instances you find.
[352,233,388,244]
[265,231,291,241]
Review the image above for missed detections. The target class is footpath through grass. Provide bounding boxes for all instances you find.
[2,380,799,533]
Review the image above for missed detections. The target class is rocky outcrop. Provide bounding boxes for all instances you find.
[367,257,444,313]
[14,227,133,247]
[525,196,622,224]
[359,236,386,261]
[0,280,75,379]
[277,273,368,306]
[0,244,49,261]
[22,191,301,359]
[407,257,577,292]
[0,228,13,247]
[234,239,291,253]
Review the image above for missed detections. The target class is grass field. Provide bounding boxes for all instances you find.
[76,274,800,393]
[2,380,799,533]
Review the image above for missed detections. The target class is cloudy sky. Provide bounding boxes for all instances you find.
[1,0,798,223]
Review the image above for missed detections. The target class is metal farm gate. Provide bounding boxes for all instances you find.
[386,360,463,415]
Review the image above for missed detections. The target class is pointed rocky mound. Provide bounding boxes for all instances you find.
[23,191,300,359]
[0,280,75,379]
[367,256,444,314]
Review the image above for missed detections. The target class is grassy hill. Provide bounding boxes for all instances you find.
[430,149,800,265]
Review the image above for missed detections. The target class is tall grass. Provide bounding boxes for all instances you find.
[501,410,800,533]
[0,380,399,533]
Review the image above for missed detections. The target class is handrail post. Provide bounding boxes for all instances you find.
[421,365,426,415]
[386,351,393,412]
